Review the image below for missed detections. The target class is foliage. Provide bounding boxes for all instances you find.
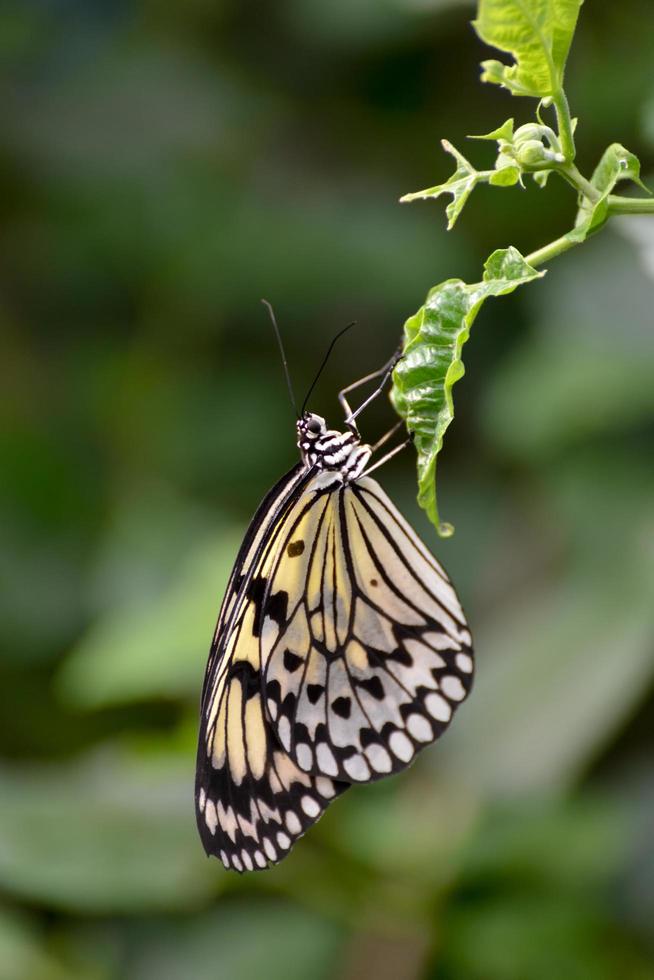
[392,0,653,533]
[474,0,583,99]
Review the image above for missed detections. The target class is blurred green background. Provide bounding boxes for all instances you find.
[1,1,653,978]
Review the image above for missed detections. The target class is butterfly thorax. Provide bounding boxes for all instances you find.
[296,412,372,481]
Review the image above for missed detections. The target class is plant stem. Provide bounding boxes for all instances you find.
[526,196,654,269]
[557,163,601,202]
[607,195,654,215]
[552,89,576,162]
[526,233,579,268]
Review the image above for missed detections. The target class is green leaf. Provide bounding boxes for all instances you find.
[469,117,515,142]
[489,164,521,187]
[400,140,485,229]
[474,0,584,98]
[0,751,221,912]
[0,905,79,980]
[483,233,654,459]
[484,342,654,460]
[391,247,543,534]
[57,531,242,709]
[129,902,344,980]
[441,517,654,794]
[569,143,649,242]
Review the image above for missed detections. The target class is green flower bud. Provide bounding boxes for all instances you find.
[515,139,551,167]
[513,123,545,144]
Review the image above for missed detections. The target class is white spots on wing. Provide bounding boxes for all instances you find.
[232,854,243,872]
[242,850,254,871]
[268,767,283,794]
[258,800,282,827]
[277,832,291,850]
[204,799,218,834]
[220,850,229,867]
[267,698,278,720]
[365,743,393,773]
[344,754,371,781]
[389,730,414,763]
[285,811,302,834]
[302,795,321,818]
[456,652,473,674]
[406,713,433,743]
[198,787,206,811]
[316,776,336,799]
[236,813,257,841]
[316,742,339,776]
[425,692,452,722]
[278,715,291,751]
[296,743,313,771]
[254,849,267,868]
[459,629,472,646]
[273,749,311,790]
[217,801,239,842]
[441,675,466,701]
[263,838,277,861]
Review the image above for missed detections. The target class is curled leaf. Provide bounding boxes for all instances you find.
[391,248,543,535]
[569,143,650,242]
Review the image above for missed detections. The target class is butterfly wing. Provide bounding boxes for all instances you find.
[262,475,474,782]
[195,464,347,872]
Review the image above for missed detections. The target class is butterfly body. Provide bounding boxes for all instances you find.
[196,411,473,872]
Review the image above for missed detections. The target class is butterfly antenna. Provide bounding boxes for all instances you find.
[261,299,299,419]
[301,321,356,415]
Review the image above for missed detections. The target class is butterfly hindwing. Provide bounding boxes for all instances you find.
[262,476,474,783]
[196,465,347,872]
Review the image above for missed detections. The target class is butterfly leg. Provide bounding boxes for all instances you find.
[359,431,413,478]
[370,420,403,453]
[339,348,402,431]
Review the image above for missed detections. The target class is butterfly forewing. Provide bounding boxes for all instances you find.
[195,465,347,872]
[262,476,474,783]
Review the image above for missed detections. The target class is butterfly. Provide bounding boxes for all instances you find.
[195,348,473,872]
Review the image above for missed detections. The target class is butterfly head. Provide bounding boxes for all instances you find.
[297,412,327,450]
[297,411,370,478]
